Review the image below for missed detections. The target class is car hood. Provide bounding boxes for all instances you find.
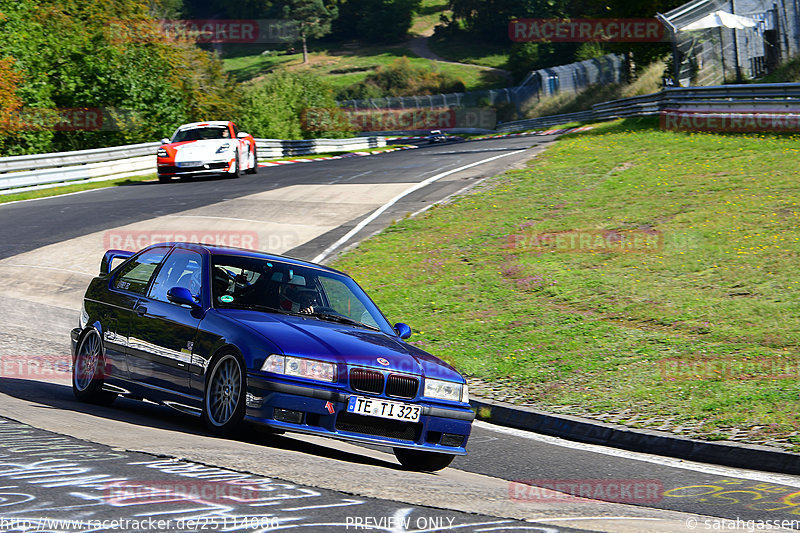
[218,309,462,381]
[168,139,233,160]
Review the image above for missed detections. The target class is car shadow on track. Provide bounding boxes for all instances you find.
[0,377,401,470]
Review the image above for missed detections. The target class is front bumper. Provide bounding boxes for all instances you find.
[246,373,474,454]
[157,159,233,177]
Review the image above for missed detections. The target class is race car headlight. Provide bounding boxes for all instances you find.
[261,354,336,382]
[157,148,168,157]
[216,143,231,154]
[423,378,465,402]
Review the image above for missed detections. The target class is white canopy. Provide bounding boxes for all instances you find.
[679,10,759,31]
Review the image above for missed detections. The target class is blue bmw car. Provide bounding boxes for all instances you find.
[71,242,474,471]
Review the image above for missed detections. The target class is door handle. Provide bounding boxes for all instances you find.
[135,305,148,316]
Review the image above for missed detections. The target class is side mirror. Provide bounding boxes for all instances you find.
[394,322,412,340]
[236,132,250,139]
[167,287,199,308]
[160,138,170,144]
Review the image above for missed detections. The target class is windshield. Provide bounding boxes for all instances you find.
[172,126,230,142]
[210,255,393,334]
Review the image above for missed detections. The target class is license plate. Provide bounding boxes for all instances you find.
[177,161,201,168]
[347,396,421,422]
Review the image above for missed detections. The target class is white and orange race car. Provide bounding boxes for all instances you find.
[156,121,258,182]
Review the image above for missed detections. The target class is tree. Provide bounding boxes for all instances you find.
[0,57,22,136]
[0,0,238,154]
[284,0,338,63]
[333,0,421,42]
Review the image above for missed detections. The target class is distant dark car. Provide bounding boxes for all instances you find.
[426,129,447,143]
[71,243,474,471]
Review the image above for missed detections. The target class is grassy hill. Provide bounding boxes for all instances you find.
[332,118,800,451]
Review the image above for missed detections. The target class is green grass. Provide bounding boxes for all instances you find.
[332,118,800,447]
[411,0,450,36]
[0,174,157,204]
[428,32,510,70]
[223,44,508,92]
[221,47,297,82]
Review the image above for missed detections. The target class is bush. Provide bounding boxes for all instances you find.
[337,57,465,100]
[236,70,352,139]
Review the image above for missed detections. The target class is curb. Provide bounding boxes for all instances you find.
[470,397,800,475]
[259,145,418,168]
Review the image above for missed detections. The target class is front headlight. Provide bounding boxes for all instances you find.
[216,143,231,154]
[423,378,464,402]
[157,148,168,157]
[261,354,336,382]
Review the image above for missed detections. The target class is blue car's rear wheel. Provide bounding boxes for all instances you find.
[393,448,454,472]
[203,352,246,435]
[72,329,116,405]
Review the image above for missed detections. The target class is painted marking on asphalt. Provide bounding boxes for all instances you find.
[475,421,800,486]
[312,150,526,263]
[537,517,664,522]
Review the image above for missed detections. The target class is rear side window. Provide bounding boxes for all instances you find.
[114,247,169,295]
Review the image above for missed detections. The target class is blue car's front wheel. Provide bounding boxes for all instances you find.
[203,352,246,435]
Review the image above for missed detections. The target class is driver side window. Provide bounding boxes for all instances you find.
[148,249,204,304]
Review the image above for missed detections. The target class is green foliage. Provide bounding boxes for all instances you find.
[0,0,237,155]
[284,0,338,40]
[337,56,465,100]
[574,42,607,62]
[442,0,686,71]
[759,54,800,82]
[235,70,350,139]
[333,0,422,42]
[180,0,279,18]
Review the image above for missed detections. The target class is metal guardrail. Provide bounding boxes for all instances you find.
[256,137,384,158]
[0,136,386,194]
[496,83,800,133]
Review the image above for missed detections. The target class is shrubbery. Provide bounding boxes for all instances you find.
[337,57,466,101]
[235,70,352,139]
